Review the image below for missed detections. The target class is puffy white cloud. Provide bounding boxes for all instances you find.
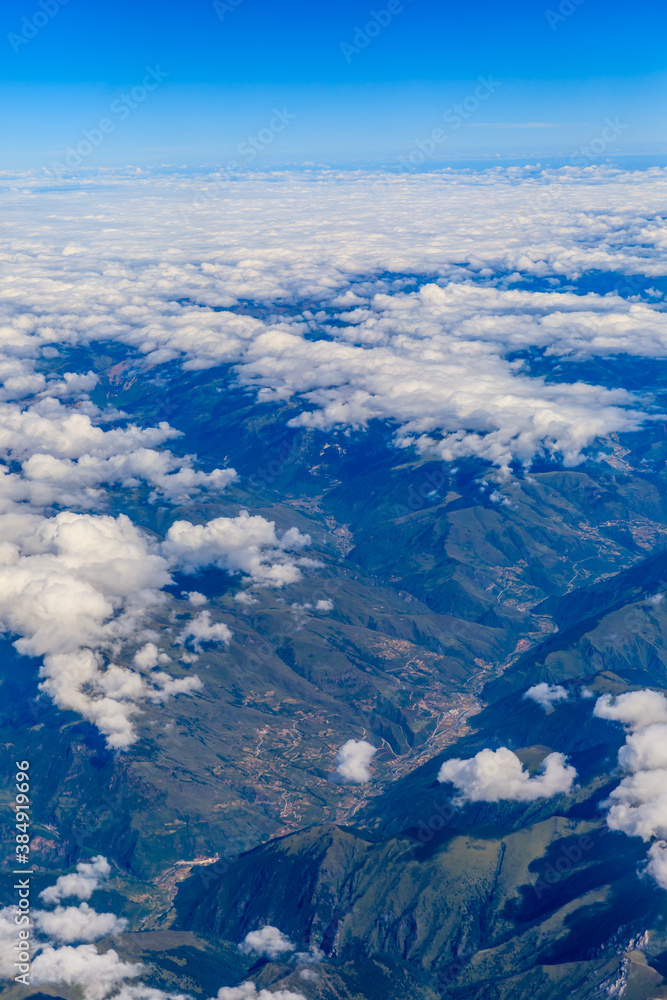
[647,841,667,890]
[32,944,143,1000]
[604,769,667,841]
[0,905,29,977]
[315,599,333,612]
[239,926,295,960]
[0,500,309,745]
[437,746,577,803]
[40,856,111,905]
[523,682,569,712]
[334,739,377,783]
[179,611,232,651]
[234,591,259,607]
[133,643,160,670]
[21,863,193,1000]
[594,690,667,889]
[0,511,191,748]
[34,902,127,943]
[163,512,310,586]
[183,591,207,606]
[594,690,667,729]
[215,984,306,1000]
[617,724,667,773]
[0,397,236,506]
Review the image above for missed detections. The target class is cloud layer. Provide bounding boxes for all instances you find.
[2,164,667,741]
[2,166,667,472]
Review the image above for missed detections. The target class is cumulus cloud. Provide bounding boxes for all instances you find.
[179,611,232,650]
[0,501,309,746]
[523,682,569,712]
[437,746,577,803]
[334,739,377,783]
[594,690,667,730]
[40,856,111,905]
[32,944,144,1000]
[215,984,306,1000]
[34,902,127,943]
[133,643,161,670]
[234,591,259,606]
[647,841,667,890]
[183,591,207,606]
[239,926,295,960]
[594,691,667,877]
[15,861,191,1000]
[163,512,310,586]
[0,510,199,748]
[0,397,236,505]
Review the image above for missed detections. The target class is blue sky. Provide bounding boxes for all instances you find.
[1,0,666,168]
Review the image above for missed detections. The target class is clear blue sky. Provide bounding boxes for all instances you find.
[1,0,666,168]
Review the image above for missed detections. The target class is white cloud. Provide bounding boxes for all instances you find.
[0,905,28,977]
[215,984,306,1000]
[2,166,667,474]
[163,512,310,586]
[0,501,309,746]
[617,724,667,772]
[523,682,569,712]
[234,591,259,606]
[647,841,667,890]
[10,864,190,1000]
[604,768,667,841]
[40,856,111,905]
[34,902,127,943]
[315,599,333,612]
[0,510,198,748]
[183,591,207,606]
[437,746,577,803]
[293,947,324,965]
[0,397,236,505]
[594,690,667,889]
[239,926,295,960]
[334,739,377,783]
[2,165,667,745]
[179,610,232,651]
[133,643,160,670]
[594,690,667,729]
[32,944,144,1000]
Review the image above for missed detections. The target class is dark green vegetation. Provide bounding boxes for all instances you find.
[7,346,667,999]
